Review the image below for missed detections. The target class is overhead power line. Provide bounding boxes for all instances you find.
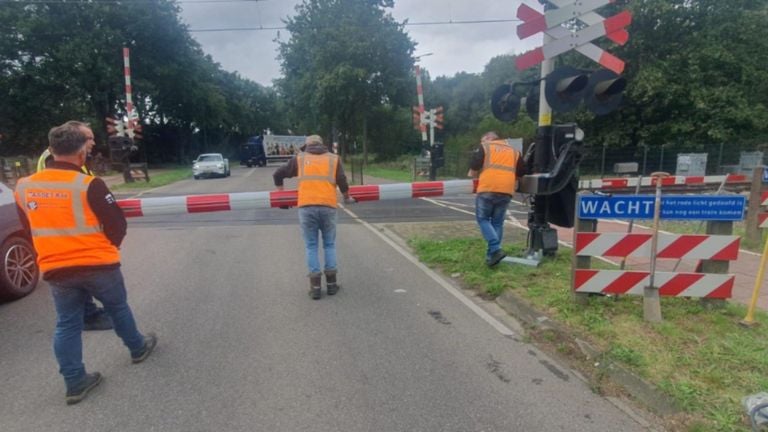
[188,19,522,33]
[0,0,268,4]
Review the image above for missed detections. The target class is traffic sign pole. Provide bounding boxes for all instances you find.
[644,172,669,323]
[525,1,557,262]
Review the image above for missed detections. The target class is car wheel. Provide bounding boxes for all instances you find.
[246,162,253,168]
[226,169,231,177]
[194,175,200,180]
[0,236,39,300]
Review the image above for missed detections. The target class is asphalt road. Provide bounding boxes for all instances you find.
[0,166,652,432]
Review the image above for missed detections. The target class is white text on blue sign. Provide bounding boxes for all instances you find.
[578,195,746,221]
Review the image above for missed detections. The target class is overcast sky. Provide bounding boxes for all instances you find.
[179,0,542,87]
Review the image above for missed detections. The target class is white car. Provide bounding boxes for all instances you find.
[193,153,230,179]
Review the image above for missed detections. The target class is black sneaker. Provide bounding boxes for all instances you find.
[131,333,158,364]
[83,312,113,331]
[326,283,340,296]
[65,372,102,405]
[488,249,507,267]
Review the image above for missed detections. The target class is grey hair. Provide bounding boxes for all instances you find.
[481,131,499,142]
[305,134,323,146]
[48,121,89,156]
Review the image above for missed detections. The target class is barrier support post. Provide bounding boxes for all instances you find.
[573,194,595,305]
[644,172,669,323]
[699,220,733,309]
[745,166,765,245]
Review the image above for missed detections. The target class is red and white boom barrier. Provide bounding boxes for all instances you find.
[117,180,477,218]
[579,174,749,191]
[573,232,738,298]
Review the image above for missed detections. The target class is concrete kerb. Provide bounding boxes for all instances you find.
[379,220,680,419]
[494,290,680,417]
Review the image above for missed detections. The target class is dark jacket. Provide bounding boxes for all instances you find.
[16,161,127,280]
[272,143,349,193]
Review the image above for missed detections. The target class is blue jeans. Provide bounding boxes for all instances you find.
[475,192,512,258]
[48,267,146,390]
[298,206,337,274]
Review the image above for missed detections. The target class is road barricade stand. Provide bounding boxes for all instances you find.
[571,192,746,321]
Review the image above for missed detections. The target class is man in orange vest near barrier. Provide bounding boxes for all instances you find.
[273,134,354,300]
[37,125,113,331]
[468,131,527,267]
[15,121,157,405]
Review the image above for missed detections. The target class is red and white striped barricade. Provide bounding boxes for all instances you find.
[573,232,739,298]
[117,179,478,218]
[572,193,745,300]
[578,174,749,192]
[759,191,768,228]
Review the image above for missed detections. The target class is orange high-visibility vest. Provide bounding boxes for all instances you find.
[14,169,120,274]
[297,152,339,208]
[477,139,520,194]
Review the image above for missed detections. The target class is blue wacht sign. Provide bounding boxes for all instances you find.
[578,195,746,221]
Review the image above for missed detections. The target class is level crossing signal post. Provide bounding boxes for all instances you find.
[492,0,631,266]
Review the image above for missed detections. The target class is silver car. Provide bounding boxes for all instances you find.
[0,182,39,300]
[193,153,230,179]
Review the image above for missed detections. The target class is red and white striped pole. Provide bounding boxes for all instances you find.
[123,47,138,138]
[415,65,427,144]
[117,179,478,218]
[123,48,133,118]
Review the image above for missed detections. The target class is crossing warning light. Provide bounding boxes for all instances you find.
[544,66,589,113]
[491,84,521,122]
[585,69,627,116]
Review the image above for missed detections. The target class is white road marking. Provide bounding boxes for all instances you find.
[340,203,516,337]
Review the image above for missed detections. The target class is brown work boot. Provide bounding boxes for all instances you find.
[309,273,322,300]
[325,270,340,295]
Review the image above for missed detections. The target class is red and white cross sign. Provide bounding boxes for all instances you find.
[515,1,631,73]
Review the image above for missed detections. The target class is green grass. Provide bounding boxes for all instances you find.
[411,236,768,432]
[111,167,192,191]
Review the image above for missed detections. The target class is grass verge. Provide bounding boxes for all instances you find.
[411,237,768,432]
[110,167,192,191]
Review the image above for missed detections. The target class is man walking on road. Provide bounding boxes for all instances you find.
[273,134,354,300]
[37,122,113,332]
[15,121,157,405]
[468,131,526,267]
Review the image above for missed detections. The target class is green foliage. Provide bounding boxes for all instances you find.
[277,0,416,159]
[0,1,284,162]
[412,236,768,431]
[110,167,192,191]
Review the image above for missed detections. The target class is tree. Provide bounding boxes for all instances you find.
[277,0,416,161]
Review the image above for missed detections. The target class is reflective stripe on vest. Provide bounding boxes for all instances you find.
[482,141,517,173]
[15,175,99,237]
[15,169,120,273]
[477,140,519,194]
[297,153,338,207]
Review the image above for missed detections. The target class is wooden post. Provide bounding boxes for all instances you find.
[644,172,670,323]
[699,220,733,309]
[745,166,764,244]
[573,194,596,305]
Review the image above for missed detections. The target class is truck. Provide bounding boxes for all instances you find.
[239,134,307,167]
